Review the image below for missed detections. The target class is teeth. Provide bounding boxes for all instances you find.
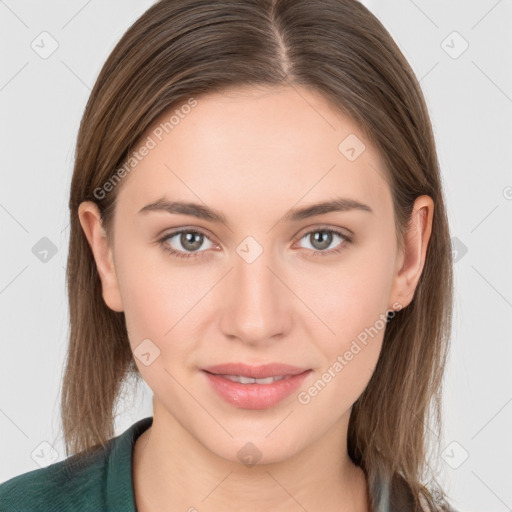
[222,375,287,384]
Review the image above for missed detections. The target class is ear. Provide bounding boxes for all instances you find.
[388,195,434,310]
[78,201,124,312]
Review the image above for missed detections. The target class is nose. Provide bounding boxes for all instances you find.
[219,242,292,346]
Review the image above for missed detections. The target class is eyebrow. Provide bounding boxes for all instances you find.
[137,196,374,225]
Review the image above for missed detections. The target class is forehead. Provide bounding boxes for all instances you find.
[114,85,391,220]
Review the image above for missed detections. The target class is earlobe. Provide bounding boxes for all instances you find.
[77,201,124,312]
[389,195,434,310]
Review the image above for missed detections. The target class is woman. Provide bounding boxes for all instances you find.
[0,0,456,510]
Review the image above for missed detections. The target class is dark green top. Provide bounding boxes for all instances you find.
[1,415,459,512]
[0,416,153,512]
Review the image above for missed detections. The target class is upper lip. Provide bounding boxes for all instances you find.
[202,363,309,379]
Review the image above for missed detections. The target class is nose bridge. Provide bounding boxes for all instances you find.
[221,235,290,342]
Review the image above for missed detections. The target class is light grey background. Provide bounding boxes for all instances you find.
[1,1,511,510]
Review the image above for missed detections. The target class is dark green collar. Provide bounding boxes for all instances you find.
[106,416,153,511]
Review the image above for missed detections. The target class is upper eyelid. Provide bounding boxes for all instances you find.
[294,224,352,240]
[160,227,217,245]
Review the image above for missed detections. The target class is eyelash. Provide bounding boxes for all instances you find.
[157,227,352,261]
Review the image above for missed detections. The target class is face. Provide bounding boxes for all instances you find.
[80,85,427,466]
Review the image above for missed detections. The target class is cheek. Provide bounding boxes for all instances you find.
[319,290,386,396]
[298,334,382,417]
[308,252,393,340]
[298,267,391,412]
[116,241,192,330]
[115,248,210,374]
[119,269,191,395]
[114,248,171,342]
[299,248,393,388]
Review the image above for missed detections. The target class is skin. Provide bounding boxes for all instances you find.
[79,85,433,512]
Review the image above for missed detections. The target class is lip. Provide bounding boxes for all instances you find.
[202,363,311,410]
[203,363,308,379]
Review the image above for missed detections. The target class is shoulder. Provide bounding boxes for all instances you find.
[0,416,153,512]
[0,443,108,512]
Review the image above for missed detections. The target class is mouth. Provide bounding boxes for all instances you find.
[202,362,309,379]
[215,374,290,384]
[201,363,311,409]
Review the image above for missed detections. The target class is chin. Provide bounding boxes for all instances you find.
[191,420,312,468]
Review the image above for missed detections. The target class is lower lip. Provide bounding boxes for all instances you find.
[202,370,311,409]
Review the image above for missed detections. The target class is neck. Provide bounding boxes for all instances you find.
[133,402,369,512]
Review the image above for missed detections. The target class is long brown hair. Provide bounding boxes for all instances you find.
[62,0,454,509]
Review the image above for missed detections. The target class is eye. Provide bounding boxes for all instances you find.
[158,229,215,260]
[295,228,351,256]
[158,226,352,261]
